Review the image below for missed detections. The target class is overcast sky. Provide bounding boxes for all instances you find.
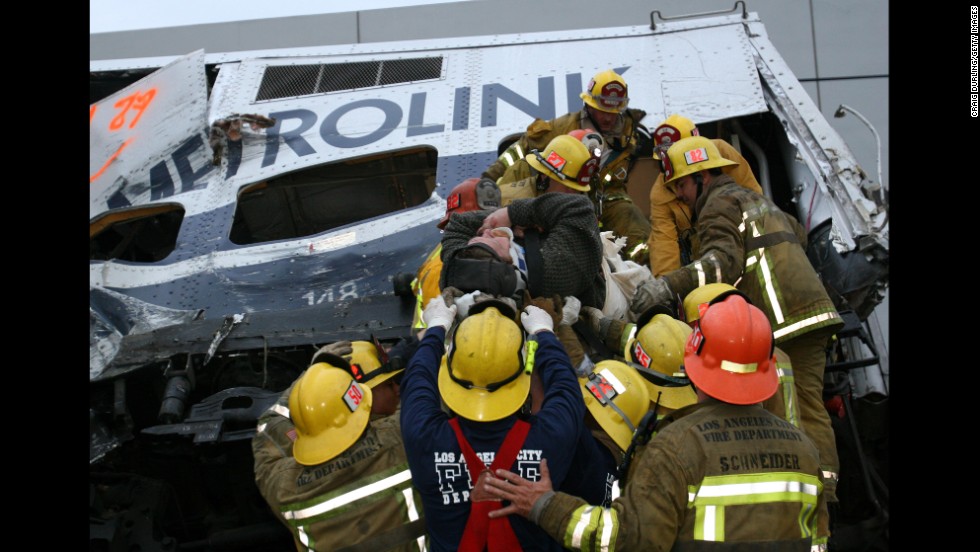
[90,0,464,33]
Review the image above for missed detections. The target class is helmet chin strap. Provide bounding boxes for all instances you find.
[690,172,705,224]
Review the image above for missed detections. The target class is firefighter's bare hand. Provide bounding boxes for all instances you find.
[486,458,554,519]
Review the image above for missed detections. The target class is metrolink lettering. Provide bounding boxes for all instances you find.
[104,69,631,208]
[106,132,214,210]
[259,79,568,169]
[719,452,800,473]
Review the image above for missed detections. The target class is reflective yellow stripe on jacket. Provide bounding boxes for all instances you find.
[688,472,821,542]
[412,244,443,330]
[281,464,422,551]
[563,504,620,552]
[739,208,838,341]
[498,142,526,172]
[776,361,800,428]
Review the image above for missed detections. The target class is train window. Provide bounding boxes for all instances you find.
[90,204,185,262]
[256,57,444,101]
[230,146,437,245]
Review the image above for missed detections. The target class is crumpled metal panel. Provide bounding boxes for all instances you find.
[90,50,209,218]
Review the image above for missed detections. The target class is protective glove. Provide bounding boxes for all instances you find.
[629,276,676,317]
[311,340,353,365]
[561,296,582,326]
[522,290,563,329]
[521,305,554,334]
[580,306,618,351]
[442,286,465,301]
[453,289,483,320]
[423,295,458,331]
[579,306,605,335]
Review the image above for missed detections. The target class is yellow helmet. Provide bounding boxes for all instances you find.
[580,359,650,452]
[346,339,404,388]
[625,313,697,410]
[651,114,700,160]
[526,134,599,192]
[683,283,739,325]
[289,362,373,466]
[580,69,630,114]
[662,136,738,185]
[438,306,529,421]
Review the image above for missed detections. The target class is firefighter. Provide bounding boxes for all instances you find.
[683,283,801,429]
[252,349,425,552]
[575,301,697,411]
[647,114,763,276]
[622,309,697,417]
[631,135,844,509]
[494,130,603,205]
[570,358,650,505]
[483,293,826,551]
[410,177,502,330]
[482,69,652,265]
[683,284,827,549]
[400,292,585,551]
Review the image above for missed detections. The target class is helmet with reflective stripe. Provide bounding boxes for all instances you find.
[684,293,778,405]
[437,177,502,230]
[625,312,696,410]
[662,136,738,185]
[580,359,650,452]
[289,360,373,466]
[683,283,740,325]
[652,114,700,160]
[438,305,529,421]
[580,69,630,114]
[526,134,599,192]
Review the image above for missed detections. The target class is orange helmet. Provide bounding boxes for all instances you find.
[437,177,502,230]
[567,128,605,158]
[684,293,778,405]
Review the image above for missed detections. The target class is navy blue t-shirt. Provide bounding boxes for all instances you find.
[401,327,584,552]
